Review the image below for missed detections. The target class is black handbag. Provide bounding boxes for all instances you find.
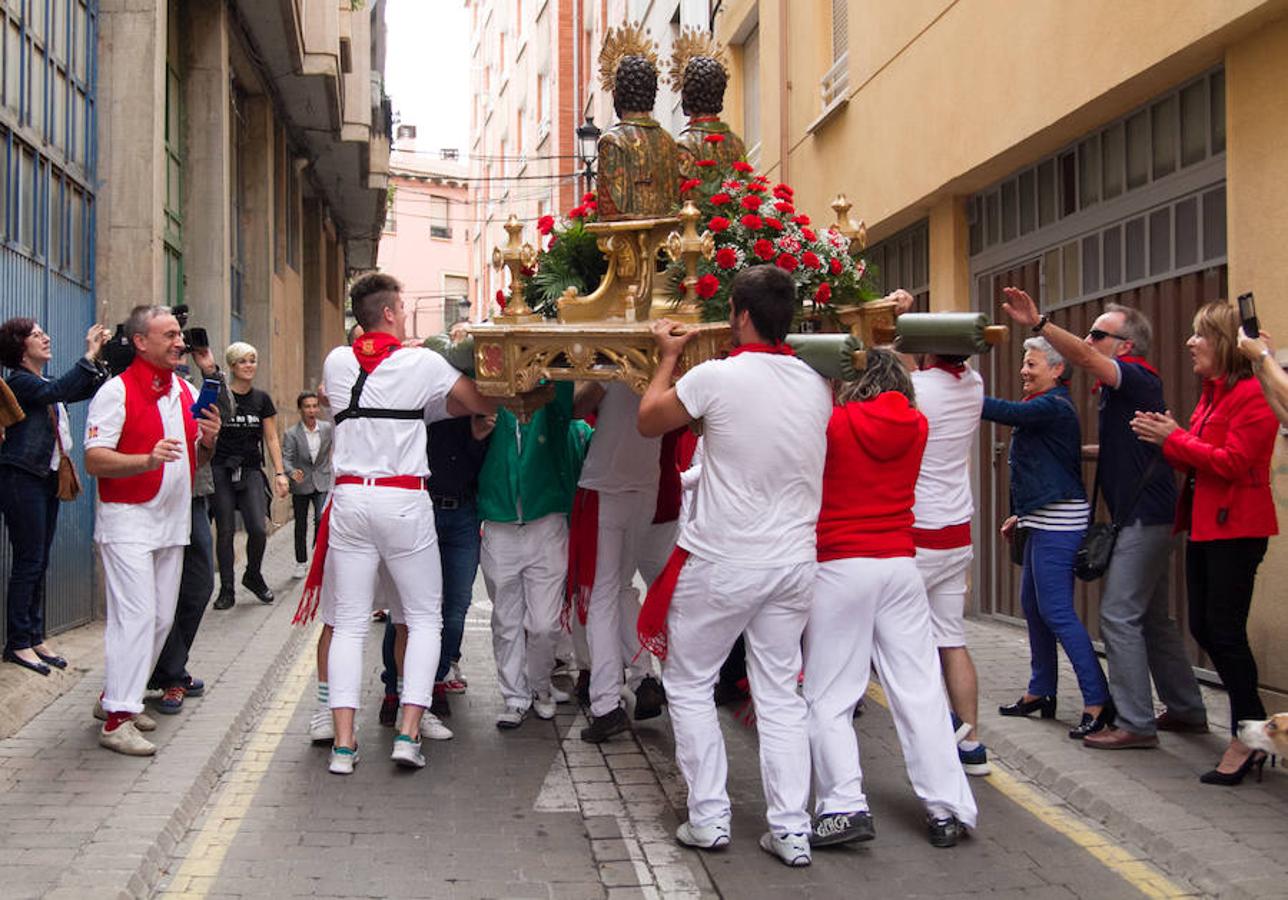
[1075,455,1161,582]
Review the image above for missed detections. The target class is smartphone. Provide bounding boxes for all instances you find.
[1237,292,1259,338]
[190,377,221,418]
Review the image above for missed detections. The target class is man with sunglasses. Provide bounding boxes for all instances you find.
[1000,289,1207,748]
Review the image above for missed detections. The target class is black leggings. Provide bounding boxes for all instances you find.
[212,466,268,590]
[1185,537,1268,736]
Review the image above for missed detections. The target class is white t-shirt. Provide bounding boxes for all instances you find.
[84,374,194,549]
[911,366,984,529]
[578,382,661,494]
[674,353,831,567]
[322,344,462,479]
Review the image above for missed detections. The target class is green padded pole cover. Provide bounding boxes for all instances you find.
[893,312,993,356]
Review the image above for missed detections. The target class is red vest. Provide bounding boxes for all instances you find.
[98,362,198,505]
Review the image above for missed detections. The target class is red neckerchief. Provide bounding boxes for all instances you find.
[728,342,797,358]
[352,331,401,374]
[1022,387,1055,402]
[1094,354,1160,394]
[123,355,175,403]
[689,115,720,124]
[923,360,966,379]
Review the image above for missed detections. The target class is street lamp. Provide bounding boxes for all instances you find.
[575,114,601,190]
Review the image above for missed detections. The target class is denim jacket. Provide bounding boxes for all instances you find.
[0,358,107,478]
[982,384,1086,517]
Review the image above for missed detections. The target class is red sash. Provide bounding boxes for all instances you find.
[911,522,972,550]
[98,358,197,504]
[562,487,600,630]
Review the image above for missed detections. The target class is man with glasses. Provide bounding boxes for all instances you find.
[1000,289,1207,748]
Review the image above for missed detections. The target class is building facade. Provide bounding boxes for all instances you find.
[0,0,388,642]
[715,0,1288,704]
[465,0,708,319]
[377,135,472,339]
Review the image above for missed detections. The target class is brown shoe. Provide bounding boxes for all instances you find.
[1082,727,1159,750]
[1155,709,1209,734]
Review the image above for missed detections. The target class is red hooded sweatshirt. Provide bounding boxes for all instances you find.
[817,391,929,561]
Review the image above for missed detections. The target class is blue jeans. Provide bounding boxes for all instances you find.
[0,467,60,652]
[380,501,481,693]
[1020,527,1109,707]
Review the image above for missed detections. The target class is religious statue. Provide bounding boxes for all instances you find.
[670,28,747,177]
[595,23,680,221]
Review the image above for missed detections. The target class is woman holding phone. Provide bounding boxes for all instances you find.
[210,342,288,609]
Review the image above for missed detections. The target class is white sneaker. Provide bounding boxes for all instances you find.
[293,561,309,579]
[309,708,334,742]
[676,821,731,850]
[391,735,426,768]
[99,720,156,756]
[420,713,454,741]
[533,693,557,720]
[549,685,572,704]
[496,705,528,729]
[329,745,359,775]
[759,831,811,867]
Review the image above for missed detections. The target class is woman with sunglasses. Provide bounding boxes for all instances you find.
[1131,301,1278,785]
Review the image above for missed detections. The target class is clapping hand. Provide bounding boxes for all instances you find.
[1129,409,1179,446]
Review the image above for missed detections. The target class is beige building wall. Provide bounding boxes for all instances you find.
[718,0,1288,704]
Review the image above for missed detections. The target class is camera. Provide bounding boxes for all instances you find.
[100,304,211,376]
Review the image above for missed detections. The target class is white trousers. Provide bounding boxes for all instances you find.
[100,543,184,714]
[662,555,814,835]
[326,485,442,710]
[637,518,678,585]
[804,557,977,827]
[481,514,567,708]
[587,490,656,717]
[914,545,973,648]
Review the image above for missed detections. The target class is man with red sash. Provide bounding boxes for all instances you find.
[309,273,497,775]
[1000,289,1206,747]
[85,306,221,756]
[637,266,831,867]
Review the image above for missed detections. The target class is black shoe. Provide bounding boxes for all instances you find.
[242,573,274,604]
[580,707,629,743]
[33,650,68,669]
[3,648,51,676]
[810,811,875,847]
[429,686,451,718]
[575,670,590,706]
[378,693,398,727]
[998,695,1056,718]
[634,676,666,721]
[713,679,750,707]
[1069,701,1116,740]
[927,815,967,848]
[212,588,235,610]
[1200,750,1267,786]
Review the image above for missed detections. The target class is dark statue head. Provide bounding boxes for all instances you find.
[614,55,658,116]
[681,55,728,117]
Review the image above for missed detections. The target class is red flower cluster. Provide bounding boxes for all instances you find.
[815,283,832,304]
[680,178,702,194]
[764,217,784,232]
[740,214,763,230]
[773,184,794,200]
[722,179,742,190]
[715,247,739,269]
[696,273,721,298]
[792,214,811,226]
[708,216,731,232]
[776,253,799,272]
[536,215,555,236]
[695,159,717,168]
[710,192,732,206]
[829,257,843,275]
[801,227,817,241]
[582,192,596,204]
[704,133,726,144]
[495,289,507,310]
[745,182,767,194]
[802,251,822,270]
[732,161,755,174]
[740,195,763,211]
[753,239,775,261]
[774,200,795,214]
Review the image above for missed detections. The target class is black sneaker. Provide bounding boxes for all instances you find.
[580,707,629,743]
[575,670,590,706]
[429,685,451,719]
[713,679,750,707]
[927,815,967,848]
[242,573,275,604]
[212,588,235,610]
[810,811,875,847]
[634,676,666,721]
[378,693,398,727]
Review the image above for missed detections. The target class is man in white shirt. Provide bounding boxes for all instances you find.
[572,381,664,742]
[637,266,832,868]
[316,273,496,775]
[85,306,221,756]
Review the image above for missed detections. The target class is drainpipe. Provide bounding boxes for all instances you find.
[778,0,789,184]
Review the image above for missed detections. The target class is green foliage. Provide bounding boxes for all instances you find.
[528,198,608,318]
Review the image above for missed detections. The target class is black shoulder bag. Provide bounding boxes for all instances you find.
[1075,453,1162,582]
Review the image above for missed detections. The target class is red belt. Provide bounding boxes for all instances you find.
[334,474,426,490]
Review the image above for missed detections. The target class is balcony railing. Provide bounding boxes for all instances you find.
[820,52,849,109]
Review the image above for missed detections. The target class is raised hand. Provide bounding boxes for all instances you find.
[1000,287,1041,328]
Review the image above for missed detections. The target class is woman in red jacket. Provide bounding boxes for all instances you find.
[803,350,976,851]
[1131,301,1278,786]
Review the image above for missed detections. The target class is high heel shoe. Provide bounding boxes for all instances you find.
[1199,750,1267,786]
[1069,700,1116,740]
[998,695,1056,718]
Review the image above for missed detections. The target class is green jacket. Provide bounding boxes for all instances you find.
[477,382,587,524]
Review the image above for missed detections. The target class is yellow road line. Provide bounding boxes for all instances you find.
[162,626,318,899]
[864,682,1194,899]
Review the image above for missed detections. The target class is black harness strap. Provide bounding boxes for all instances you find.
[333,366,424,425]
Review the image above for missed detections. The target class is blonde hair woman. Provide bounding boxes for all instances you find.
[210,342,288,609]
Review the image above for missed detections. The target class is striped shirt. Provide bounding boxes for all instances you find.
[1019,499,1090,532]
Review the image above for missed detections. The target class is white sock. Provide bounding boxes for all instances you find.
[959,739,981,751]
